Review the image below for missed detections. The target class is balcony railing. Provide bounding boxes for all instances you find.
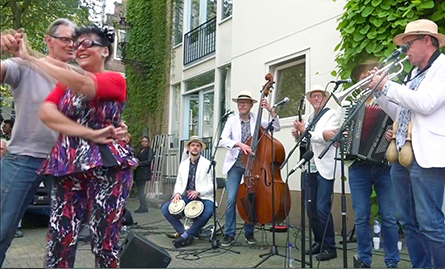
[183,17,216,66]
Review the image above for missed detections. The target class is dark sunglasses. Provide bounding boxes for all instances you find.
[73,39,103,50]
[50,35,74,44]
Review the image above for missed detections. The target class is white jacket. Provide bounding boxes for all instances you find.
[376,53,445,168]
[219,113,281,175]
[173,156,214,201]
[306,109,341,180]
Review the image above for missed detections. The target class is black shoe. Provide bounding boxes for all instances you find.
[173,236,194,248]
[305,242,321,255]
[386,264,398,268]
[245,233,257,245]
[221,235,235,247]
[353,255,370,268]
[135,207,148,213]
[316,248,337,261]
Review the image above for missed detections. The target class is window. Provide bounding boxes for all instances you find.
[171,84,181,148]
[190,0,200,31]
[188,0,217,32]
[114,29,127,60]
[220,66,230,116]
[222,0,232,20]
[273,56,306,119]
[185,71,215,92]
[173,0,184,46]
[182,71,215,138]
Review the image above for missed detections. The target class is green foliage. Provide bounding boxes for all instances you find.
[123,0,172,138]
[1,0,95,55]
[333,0,445,79]
[1,0,96,108]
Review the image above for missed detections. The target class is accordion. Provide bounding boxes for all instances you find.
[342,104,393,163]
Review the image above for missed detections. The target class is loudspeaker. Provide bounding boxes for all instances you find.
[119,231,172,268]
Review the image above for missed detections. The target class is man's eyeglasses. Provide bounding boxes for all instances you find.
[406,36,424,47]
[73,39,103,51]
[50,35,74,44]
[310,93,325,99]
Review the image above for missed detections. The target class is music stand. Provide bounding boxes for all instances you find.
[194,111,240,256]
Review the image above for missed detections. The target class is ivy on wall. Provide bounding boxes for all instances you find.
[333,0,445,79]
[123,0,173,139]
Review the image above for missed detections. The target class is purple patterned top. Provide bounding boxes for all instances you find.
[38,87,137,177]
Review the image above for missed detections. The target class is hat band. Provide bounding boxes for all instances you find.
[237,95,252,99]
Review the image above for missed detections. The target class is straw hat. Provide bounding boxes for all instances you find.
[231,90,258,103]
[393,19,445,48]
[184,135,206,150]
[305,84,330,99]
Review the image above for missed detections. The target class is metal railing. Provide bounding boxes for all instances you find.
[183,17,216,65]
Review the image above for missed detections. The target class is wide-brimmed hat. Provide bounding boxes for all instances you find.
[232,90,258,103]
[393,19,445,48]
[305,84,330,99]
[185,135,206,150]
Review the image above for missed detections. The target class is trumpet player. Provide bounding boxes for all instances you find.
[369,19,445,268]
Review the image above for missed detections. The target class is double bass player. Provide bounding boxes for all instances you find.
[219,90,280,246]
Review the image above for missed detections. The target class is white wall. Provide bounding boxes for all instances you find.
[174,0,350,193]
[220,0,349,193]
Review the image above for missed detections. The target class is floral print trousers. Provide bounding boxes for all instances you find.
[45,167,132,268]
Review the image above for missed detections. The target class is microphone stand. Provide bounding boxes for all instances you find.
[254,115,287,268]
[194,112,240,256]
[318,58,400,268]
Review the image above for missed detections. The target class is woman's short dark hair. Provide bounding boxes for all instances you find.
[75,25,115,63]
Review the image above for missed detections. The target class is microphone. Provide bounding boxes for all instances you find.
[221,109,234,118]
[272,97,290,108]
[381,43,410,65]
[288,150,314,176]
[330,78,352,85]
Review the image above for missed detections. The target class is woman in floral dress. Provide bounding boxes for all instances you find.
[16,25,136,268]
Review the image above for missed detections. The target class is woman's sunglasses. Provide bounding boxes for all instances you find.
[73,39,103,50]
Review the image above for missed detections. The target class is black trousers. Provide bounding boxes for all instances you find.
[135,180,148,209]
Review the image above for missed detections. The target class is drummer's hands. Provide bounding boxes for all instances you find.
[172,193,182,203]
[187,190,200,200]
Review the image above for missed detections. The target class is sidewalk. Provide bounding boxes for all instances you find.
[3,197,412,268]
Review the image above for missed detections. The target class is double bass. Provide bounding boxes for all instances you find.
[236,73,291,225]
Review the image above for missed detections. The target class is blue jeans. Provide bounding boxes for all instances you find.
[0,153,48,266]
[224,166,255,237]
[349,161,399,267]
[391,159,445,268]
[305,172,336,250]
[161,195,214,237]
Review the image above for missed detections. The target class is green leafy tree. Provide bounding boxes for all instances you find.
[123,0,172,138]
[1,0,97,54]
[333,0,445,79]
[1,0,97,109]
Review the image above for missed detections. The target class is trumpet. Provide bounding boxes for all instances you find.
[332,56,408,105]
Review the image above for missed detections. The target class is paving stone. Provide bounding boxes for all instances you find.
[3,197,412,268]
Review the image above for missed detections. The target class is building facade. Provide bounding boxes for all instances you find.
[170,0,349,190]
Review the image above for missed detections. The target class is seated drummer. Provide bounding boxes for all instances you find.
[161,135,215,248]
